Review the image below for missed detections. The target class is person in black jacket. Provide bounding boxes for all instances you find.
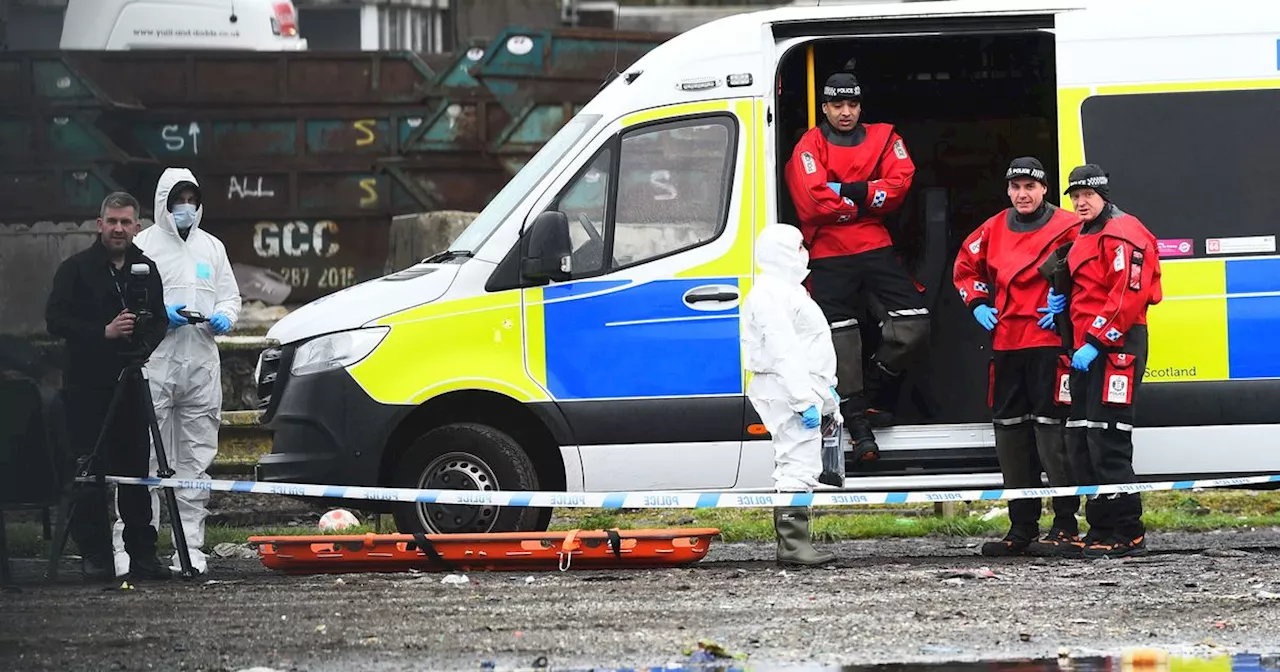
[45,191,172,581]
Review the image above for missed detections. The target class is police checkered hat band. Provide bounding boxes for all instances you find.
[1064,164,1111,198]
[822,73,862,102]
[1006,166,1046,181]
[1068,175,1109,189]
[1005,157,1047,185]
[823,84,861,99]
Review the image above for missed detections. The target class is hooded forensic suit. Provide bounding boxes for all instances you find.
[113,168,241,576]
[741,224,842,492]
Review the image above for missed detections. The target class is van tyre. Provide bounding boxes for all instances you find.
[391,423,545,535]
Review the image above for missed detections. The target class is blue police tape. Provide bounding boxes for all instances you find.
[84,472,1280,509]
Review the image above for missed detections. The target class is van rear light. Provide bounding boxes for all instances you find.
[271,1,299,37]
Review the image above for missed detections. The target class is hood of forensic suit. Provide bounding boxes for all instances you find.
[265,261,463,346]
[153,167,204,236]
[755,223,811,286]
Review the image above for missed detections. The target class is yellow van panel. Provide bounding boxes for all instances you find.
[348,292,550,404]
[1147,260,1229,383]
[1056,79,1280,384]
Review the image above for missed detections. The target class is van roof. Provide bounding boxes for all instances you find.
[583,0,1271,118]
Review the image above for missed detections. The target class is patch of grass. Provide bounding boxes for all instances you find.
[6,489,1278,557]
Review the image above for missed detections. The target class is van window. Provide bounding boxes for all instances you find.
[450,113,601,254]
[551,114,737,277]
[558,148,613,275]
[1080,89,1280,244]
[612,116,736,267]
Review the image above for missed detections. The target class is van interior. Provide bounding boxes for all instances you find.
[773,29,1059,429]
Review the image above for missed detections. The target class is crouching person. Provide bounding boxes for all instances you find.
[741,223,841,567]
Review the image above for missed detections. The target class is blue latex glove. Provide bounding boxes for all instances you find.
[1036,307,1055,330]
[800,405,821,429]
[1072,343,1099,371]
[972,304,999,331]
[210,313,232,335]
[166,303,188,329]
[830,386,841,404]
[1047,288,1067,314]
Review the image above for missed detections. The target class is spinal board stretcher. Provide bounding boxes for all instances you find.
[247,527,721,574]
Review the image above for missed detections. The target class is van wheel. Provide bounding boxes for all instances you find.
[391,423,544,535]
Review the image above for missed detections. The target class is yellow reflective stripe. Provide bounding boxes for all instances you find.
[1054,86,1090,211]
[676,98,757,279]
[349,292,550,404]
[621,99,732,127]
[1095,78,1280,96]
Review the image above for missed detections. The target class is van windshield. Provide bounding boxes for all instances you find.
[449,113,603,253]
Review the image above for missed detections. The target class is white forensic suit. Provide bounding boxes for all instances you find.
[741,224,843,492]
[113,167,241,576]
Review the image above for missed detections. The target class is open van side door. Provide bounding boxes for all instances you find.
[734,1,1087,490]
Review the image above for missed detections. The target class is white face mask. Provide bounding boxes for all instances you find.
[172,203,197,230]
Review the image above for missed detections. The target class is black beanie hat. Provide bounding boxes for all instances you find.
[822,72,862,103]
[1005,156,1047,186]
[1064,164,1110,200]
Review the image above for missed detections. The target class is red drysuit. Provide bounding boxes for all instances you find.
[953,205,1080,351]
[784,122,915,260]
[1066,207,1163,351]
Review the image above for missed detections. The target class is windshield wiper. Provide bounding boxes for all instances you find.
[422,249,475,263]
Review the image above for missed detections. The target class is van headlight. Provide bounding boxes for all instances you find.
[290,327,389,377]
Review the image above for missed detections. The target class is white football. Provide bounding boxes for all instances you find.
[318,508,360,531]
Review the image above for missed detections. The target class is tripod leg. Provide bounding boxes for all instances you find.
[138,371,194,579]
[45,492,75,582]
[1,510,11,588]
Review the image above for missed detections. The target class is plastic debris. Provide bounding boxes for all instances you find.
[683,638,747,663]
[940,567,998,580]
[441,574,470,585]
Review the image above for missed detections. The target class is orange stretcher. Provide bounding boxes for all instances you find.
[247,528,721,574]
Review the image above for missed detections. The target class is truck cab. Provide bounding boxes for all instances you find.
[60,0,308,51]
[257,0,1280,536]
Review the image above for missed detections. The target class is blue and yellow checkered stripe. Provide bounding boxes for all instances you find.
[1147,257,1280,382]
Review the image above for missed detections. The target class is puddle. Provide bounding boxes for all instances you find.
[542,652,1280,672]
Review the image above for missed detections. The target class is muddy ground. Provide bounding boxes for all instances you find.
[3,528,1280,672]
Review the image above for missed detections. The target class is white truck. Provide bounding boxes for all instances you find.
[59,0,308,51]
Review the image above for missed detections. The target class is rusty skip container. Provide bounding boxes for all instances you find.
[0,30,667,303]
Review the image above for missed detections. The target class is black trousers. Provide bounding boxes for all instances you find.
[809,248,930,415]
[61,382,155,558]
[1067,327,1148,540]
[991,347,1078,533]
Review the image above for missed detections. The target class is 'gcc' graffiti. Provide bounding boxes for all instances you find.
[254,220,340,258]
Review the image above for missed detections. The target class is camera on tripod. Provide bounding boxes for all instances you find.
[120,264,206,357]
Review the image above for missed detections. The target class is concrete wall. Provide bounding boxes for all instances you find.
[0,221,100,338]
[386,210,479,273]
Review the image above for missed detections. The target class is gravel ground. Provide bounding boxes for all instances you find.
[4,528,1280,672]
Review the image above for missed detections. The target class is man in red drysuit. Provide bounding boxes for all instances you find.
[783,72,928,462]
[1047,164,1162,559]
[953,157,1081,557]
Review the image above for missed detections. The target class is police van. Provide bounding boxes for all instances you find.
[255,0,1280,535]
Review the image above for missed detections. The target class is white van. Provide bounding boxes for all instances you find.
[255,0,1280,536]
[60,0,308,51]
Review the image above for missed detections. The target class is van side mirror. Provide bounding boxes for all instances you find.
[521,211,572,284]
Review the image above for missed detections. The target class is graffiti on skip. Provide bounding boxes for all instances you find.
[161,122,201,153]
[253,220,340,258]
[228,176,276,199]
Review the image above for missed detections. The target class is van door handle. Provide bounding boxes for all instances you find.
[682,284,740,310]
[686,291,738,303]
